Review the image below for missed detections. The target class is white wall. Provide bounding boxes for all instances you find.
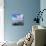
[0,0,4,42]
[40,0,46,27]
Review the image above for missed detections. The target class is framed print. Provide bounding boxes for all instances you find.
[12,10,24,26]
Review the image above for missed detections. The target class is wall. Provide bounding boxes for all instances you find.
[4,0,40,42]
[0,0,4,42]
[40,0,46,27]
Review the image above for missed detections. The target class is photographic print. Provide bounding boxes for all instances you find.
[12,10,24,26]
